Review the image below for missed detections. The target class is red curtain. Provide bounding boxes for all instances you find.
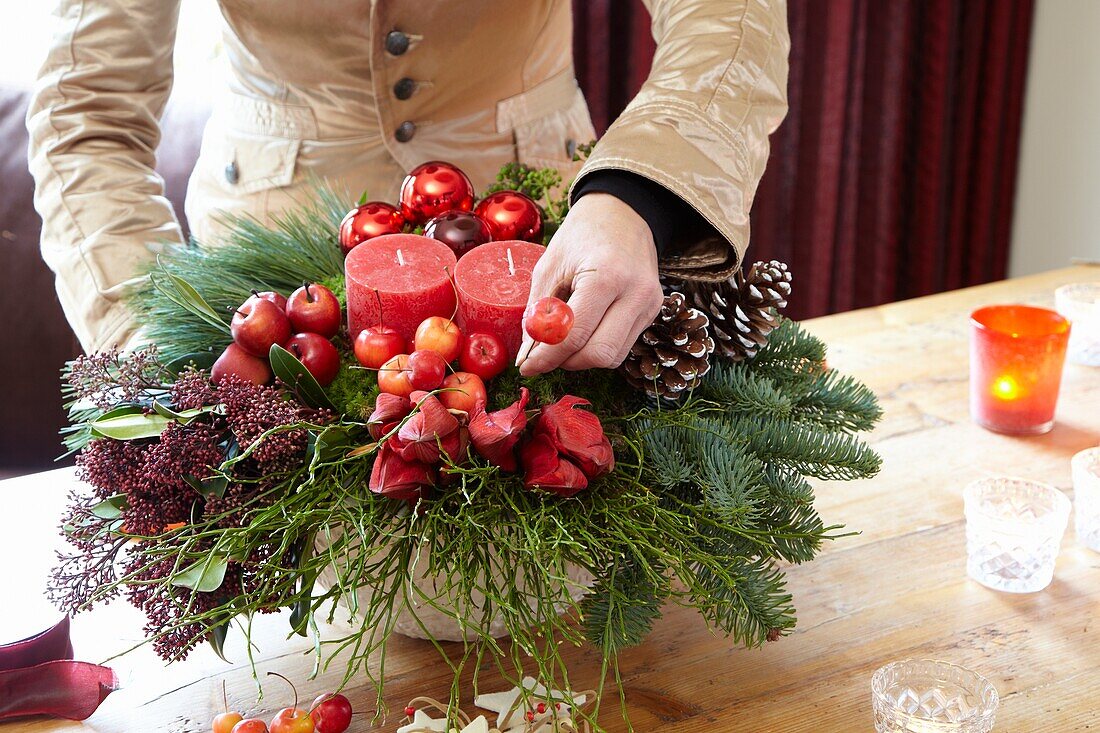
[573,0,1036,319]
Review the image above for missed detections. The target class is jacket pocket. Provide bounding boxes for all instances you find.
[500,72,596,172]
[185,124,301,243]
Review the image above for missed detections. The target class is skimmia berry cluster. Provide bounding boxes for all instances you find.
[54,358,332,661]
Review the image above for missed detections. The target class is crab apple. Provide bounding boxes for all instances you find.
[248,289,288,312]
[377,354,413,397]
[523,296,574,345]
[286,283,342,338]
[285,333,341,386]
[406,349,448,391]
[213,712,245,733]
[270,707,313,733]
[309,694,353,733]
[354,325,404,369]
[231,297,292,357]
[231,721,269,733]
[212,343,272,385]
[439,372,486,414]
[413,316,463,362]
[458,332,507,381]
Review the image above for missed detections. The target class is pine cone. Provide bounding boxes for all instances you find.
[680,260,792,362]
[620,292,715,399]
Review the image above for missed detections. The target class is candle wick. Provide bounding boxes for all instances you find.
[397,248,406,266]
[506,248,515,277]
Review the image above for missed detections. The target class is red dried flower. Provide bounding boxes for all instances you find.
[535,395,614,479]
[369,443,434,501]
[396,395,460,464]
[368,393,412,440]
[520,432,588,497]
[468,387,529,471]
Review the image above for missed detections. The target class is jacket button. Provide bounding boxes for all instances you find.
[225,161,239,185]
[565,139,577,158]
[385,30,410,55]
[393,77,416,100]
[395,121,416,142]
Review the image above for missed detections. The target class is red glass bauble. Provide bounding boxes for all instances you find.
[474,190,544,243]
[339,201,406,255]
[399,161,475,225]
[423,210,493,258]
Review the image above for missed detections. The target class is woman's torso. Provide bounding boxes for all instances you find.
[186,0,596,244]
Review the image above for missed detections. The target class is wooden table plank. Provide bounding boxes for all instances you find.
[3,266,1098,732]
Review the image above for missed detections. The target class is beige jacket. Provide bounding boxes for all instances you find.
[27,0,789,353]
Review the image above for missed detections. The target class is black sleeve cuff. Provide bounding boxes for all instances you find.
[571,170,708,257]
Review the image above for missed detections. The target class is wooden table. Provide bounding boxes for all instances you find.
[4,266,1099,732]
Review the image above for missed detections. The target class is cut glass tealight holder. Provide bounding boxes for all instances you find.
[1055,282,1100,366]
[1072,447,1100,553]
[964,477,1071,593]
[872,660,999,733]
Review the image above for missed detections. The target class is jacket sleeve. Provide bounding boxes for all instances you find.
[572,0,789,281]
[26,0,185,353]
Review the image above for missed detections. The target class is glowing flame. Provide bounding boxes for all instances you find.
[992,375,1020,400]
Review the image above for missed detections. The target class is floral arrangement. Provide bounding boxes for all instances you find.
[52,159,881,730]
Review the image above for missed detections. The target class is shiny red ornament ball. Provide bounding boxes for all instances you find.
[474,190,544,243]
[423,210,493,257]
[399,161,475,225]
[339,201,405,255]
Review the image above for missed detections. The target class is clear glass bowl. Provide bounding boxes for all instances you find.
[1072,447,1100,553]
[872,660,999,732]
[963,477,1071,593]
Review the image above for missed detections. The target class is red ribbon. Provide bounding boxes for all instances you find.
[0,616,117,720]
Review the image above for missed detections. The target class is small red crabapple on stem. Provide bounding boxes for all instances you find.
[266,672,315,733]
[517,296,575,367]
[211,680,244,733]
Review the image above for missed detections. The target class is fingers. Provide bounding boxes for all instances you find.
[519,268,616,375]
[558,282,665,371]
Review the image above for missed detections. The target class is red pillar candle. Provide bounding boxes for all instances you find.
[345,234,458,343]
[454,240,545,358]
[970,305,1071,435]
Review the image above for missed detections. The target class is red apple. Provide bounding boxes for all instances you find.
[413,316,463,362]
[458,332,507,381]
[232,298,292,357]
[523,296,574,345]
[406,349,447,391]
[286,283,342,338]
[248,289,287,312]
[309,694,353,733]
[439,372,486,414]
[353,325,405,369]
[212,343,272,385]
[377,354,413,397]
[231,721,269,733]
[214,712,245,733]
[270,707,314,733]
[285,333,341,386]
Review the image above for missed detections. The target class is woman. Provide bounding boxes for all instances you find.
[27,0,789,376]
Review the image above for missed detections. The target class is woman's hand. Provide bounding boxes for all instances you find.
[517,193,665,376]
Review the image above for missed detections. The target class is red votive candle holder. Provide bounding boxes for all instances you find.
[969,304,1071,435]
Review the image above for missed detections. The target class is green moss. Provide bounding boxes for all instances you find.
[326,341,378,420]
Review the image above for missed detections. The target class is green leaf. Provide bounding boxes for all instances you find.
[151,401,219,423]
[183,473,229,499]
[149,270,232,335]
[91,412,172,440]
[171,555,228,593]
[207,620,231,663]
[90,494,127,520]
[269,344,336,410]
[165,351,217,374]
